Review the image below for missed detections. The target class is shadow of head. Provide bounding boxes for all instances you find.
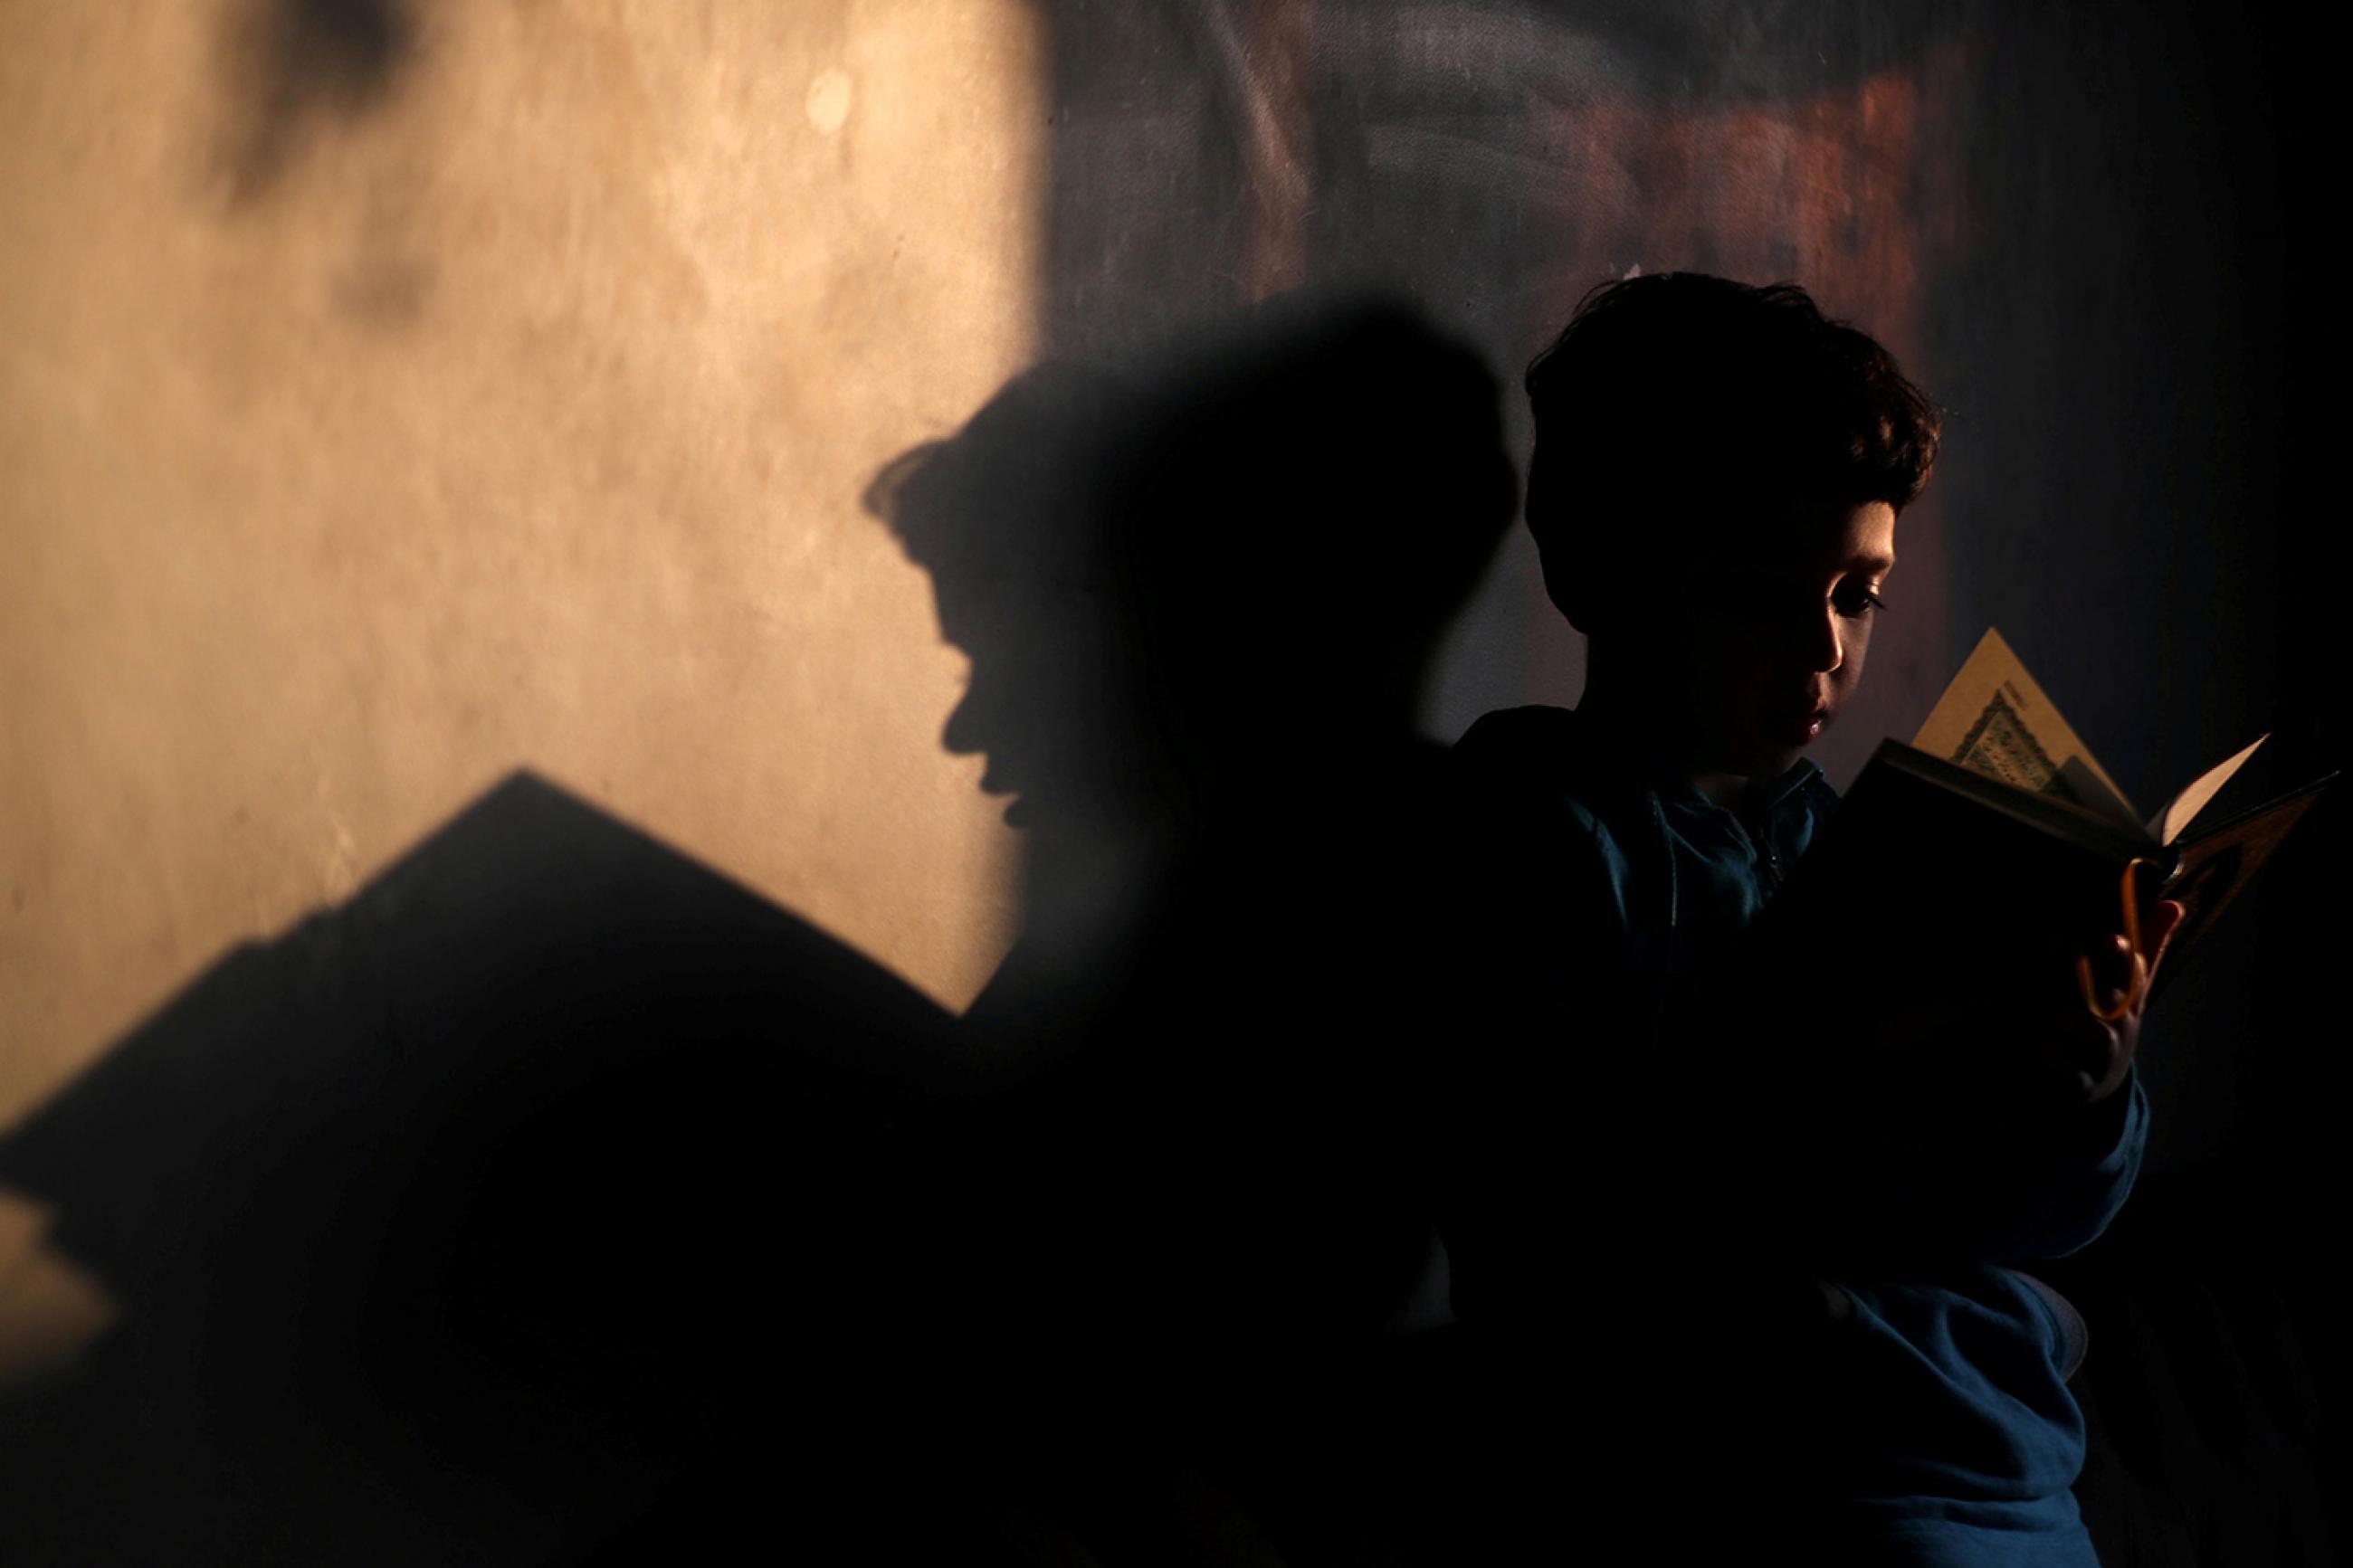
[867,292,1519,833]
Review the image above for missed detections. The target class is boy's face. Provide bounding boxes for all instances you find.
[1658,499,1898,780]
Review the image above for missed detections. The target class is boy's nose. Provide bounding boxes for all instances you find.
[1804,603,1845,673]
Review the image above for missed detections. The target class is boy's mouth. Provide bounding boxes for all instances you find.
[1768,702,1830,747]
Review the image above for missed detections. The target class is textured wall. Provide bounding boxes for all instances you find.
[1,0,1041,1129]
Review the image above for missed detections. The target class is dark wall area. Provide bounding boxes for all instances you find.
[1029,4,2340,1561]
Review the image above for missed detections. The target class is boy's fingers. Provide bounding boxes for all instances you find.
[2064,1011,2124,1099]
[2080,934,2134,1000]
[2148,898,2186,971]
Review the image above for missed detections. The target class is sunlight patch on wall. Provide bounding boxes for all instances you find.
[0,0,1043,1132]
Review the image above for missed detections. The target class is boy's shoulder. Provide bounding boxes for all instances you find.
[1453,705,1592,788]
[1449,705,1839,886]
[1444,708,1654,909]
[1454,703,1577,758]
[1451,705,1649,823]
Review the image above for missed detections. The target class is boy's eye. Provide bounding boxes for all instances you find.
[1832,584,1887,620]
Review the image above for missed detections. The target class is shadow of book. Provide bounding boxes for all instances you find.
[0,771,985,1564]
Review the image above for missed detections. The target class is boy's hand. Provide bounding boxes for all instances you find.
[2067,898,2184,1104]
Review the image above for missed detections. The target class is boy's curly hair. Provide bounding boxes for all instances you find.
[1524,273,1940,632]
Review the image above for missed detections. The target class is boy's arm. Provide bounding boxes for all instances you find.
[1688,902,2178,1270]
[1985,1063,2148,1261]
[1977,900,2178,1261]
[1433,720,1655,1329]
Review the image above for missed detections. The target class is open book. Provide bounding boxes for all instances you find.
[1824,629,2330,999]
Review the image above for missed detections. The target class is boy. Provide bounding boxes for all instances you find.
[1440,273,2177,1562]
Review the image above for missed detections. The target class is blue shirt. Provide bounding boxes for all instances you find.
[1448,706,2146,1565]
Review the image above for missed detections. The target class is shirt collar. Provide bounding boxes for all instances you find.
[1573,704,1825,817]
[1753,755,1827,810]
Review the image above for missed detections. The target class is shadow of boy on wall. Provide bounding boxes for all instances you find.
[867,295,1516,1563]
[0,293,1517,1567]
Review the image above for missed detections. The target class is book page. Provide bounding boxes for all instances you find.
[1911,629,2142,830]
[2150,734,2266,845]
[2150,775,2329,996]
